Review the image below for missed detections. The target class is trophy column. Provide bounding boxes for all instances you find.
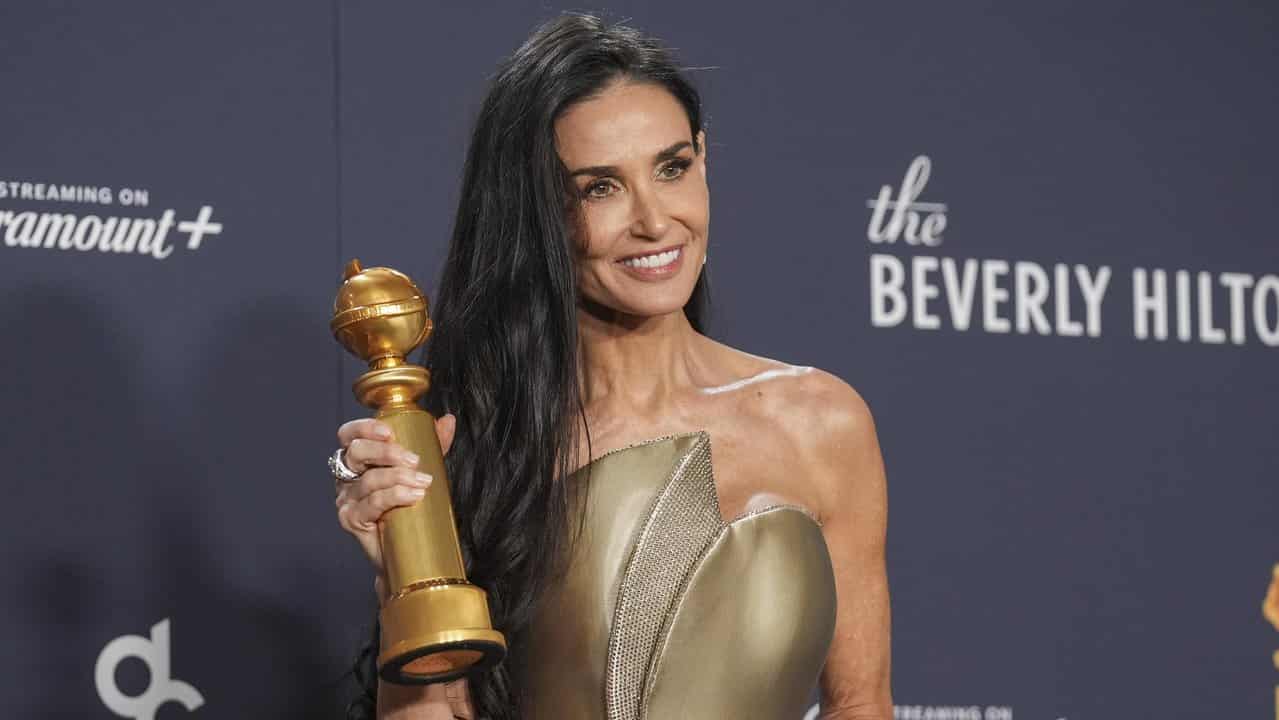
[332,259,506,684]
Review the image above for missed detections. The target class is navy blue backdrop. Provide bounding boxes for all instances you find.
[2,2,1276,718]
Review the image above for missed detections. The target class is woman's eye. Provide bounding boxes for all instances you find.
[585,181,614,199]
[659,159,691,180]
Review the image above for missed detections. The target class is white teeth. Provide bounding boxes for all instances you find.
[621,247,680,270]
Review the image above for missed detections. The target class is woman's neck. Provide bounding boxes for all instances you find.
[576,304,703,415]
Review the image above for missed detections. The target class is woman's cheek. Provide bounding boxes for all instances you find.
[671,182,709,226]
[579,206,628,258]
[571,207,604,258]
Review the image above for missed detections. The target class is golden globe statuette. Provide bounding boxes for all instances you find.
[331,259,506,684]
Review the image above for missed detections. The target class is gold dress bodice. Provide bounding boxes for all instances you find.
[515,430,837,719]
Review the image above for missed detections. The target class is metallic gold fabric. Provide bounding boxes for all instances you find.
[516,431,837,719]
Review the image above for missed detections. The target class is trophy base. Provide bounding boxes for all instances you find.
[378,581,507,685]
[379,635,507,685]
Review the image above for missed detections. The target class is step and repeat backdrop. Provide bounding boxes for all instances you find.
[2,2,1275,718]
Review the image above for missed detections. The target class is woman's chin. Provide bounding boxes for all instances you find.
[582,294,694,323]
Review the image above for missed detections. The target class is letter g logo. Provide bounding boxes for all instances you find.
[94,619,204,719]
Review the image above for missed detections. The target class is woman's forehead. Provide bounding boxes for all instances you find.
[555,82,691,166]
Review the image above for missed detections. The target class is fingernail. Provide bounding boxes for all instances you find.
[374,424,392,439]
[414,472,433,487]
[408,487,426,498]
[404,451,420,466]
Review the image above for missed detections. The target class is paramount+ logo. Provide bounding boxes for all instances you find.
[94,619,204,719]
[0,178,223,261]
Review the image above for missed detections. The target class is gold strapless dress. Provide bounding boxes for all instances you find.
[514,430,837,719]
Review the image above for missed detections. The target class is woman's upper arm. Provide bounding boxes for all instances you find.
[805,373,892,719]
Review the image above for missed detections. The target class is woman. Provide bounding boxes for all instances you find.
[333,12,891,720]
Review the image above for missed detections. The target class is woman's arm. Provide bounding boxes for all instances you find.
[377,679,473,720]
[806,374,893,720]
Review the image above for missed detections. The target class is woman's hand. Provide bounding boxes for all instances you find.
[334,413,458,604]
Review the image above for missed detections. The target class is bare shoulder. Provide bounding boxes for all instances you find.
[788,368,885,526]
[712,344,882,518]
[695,339,883,515]
[695,336,823,398]
[770,365,878,469]
[792,366,876,443]
[700,336,873,434]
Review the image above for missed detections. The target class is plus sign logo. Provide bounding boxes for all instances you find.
[94,619,204,719]
[178,205,223,250]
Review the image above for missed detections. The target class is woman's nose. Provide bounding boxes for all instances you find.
[629,184,670,240]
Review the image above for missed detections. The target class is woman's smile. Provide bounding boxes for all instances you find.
[615,244,685,280]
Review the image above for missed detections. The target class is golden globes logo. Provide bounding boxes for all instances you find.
[1264,564,1279,720]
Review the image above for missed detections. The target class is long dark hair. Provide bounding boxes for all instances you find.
[346,12,709,719]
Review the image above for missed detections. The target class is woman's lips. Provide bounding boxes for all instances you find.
[615,245,684,280]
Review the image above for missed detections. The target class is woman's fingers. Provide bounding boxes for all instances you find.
[339,482,431,533]
[333,414,453,571]
[338,414,457,471]
[344,467,432,503]
[337,417,393,447]
[344,437,419,474]
[436,412,457,456]
[337,417,413,473]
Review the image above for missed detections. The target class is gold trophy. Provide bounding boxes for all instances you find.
[331,258,506,684]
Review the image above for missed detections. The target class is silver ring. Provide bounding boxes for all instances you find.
[329,447,361,483]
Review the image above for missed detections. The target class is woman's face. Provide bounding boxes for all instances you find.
[555,80,709,321]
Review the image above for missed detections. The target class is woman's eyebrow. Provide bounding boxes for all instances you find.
[654,140,693,162]
[568,140,693,178]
